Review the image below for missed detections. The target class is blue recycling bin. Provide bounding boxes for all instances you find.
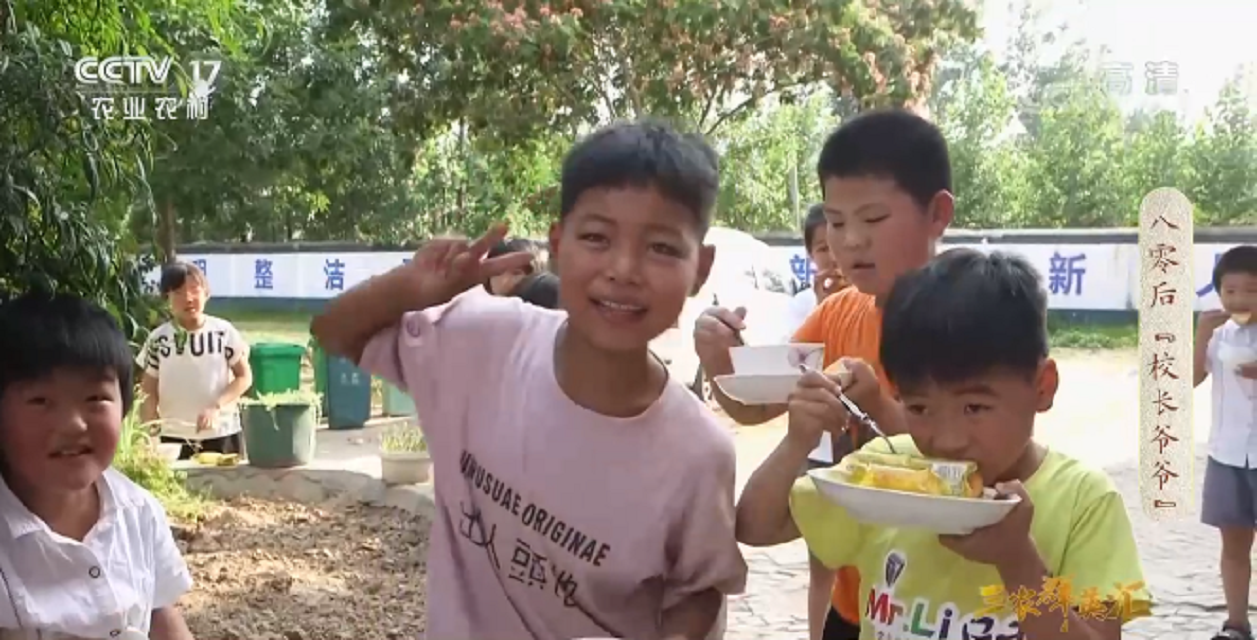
[325,356,372,430]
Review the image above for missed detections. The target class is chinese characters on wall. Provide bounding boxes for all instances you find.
[1137,188,1195,519]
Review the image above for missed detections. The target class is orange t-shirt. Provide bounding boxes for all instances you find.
[791,287,888,623]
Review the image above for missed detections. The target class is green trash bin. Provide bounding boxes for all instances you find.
[310,340,329,414]
[326,356,372,430]
[241,401,317,468]
[248,343,306,398]
[382,382,416,417]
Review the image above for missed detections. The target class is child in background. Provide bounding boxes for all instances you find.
[693,109,955,640]
[784,203,848,339]
[485,237,540,296]
[511,271,561,309]
[138,262,252,460]
[1192,245,1257,640]
[312,120,747,640]
[0,292,194,639]
[738,249,1150,640]
[784,203,849,473]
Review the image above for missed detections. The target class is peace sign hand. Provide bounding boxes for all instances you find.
[405,223,535,306]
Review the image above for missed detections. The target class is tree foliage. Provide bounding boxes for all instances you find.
[339,0,979,141]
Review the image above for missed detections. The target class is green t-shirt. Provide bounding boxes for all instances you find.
[790,436,1151,639]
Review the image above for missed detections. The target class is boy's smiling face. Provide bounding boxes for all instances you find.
[549,186,713,353]
[821,176,951,301]
[1219,271,1257,316]
[0,368,122,495]
[898,361,1059,484]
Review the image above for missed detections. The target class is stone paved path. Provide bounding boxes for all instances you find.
[723,350,1237,639]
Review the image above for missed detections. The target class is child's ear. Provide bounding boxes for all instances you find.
[1035,359,1059,412]
[692,243,715,296]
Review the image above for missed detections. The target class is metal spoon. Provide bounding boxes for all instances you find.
[834,387,897,454]
[799,364,897,453]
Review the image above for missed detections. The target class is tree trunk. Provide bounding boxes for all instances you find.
[157,199,178,264]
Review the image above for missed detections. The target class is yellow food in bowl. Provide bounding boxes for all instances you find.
[839,451,984,498]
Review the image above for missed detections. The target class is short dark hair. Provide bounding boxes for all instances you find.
[803,203,827,249]
[511,272,560,309]
[881,249,1047,391]
[559,120,719,235]
[1212,245,1257,292]
[159,262,207,296]
[488,238,538,275]
[816,109,951,210]
[0,291,135,417]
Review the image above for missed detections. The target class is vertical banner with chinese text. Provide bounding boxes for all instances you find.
[1138,188,1195,520]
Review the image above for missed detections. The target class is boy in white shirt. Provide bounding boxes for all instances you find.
[1195,245,1257,640]
[0,291,194,639]
[138,263,252,460]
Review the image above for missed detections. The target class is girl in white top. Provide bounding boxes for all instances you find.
[138,263,252,460]
[0,292,194,639]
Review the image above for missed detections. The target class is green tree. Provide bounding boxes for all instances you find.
[1,0,239,339]
[1123,109,1189,222]
[1186,79,1257,225]
[931,45,1031,228]
[714,92,832,230]
[342,0,979,143]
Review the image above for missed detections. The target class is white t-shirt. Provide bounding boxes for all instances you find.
[137,316,249,440]
[1206,320,1257,468]
[783,289,818,343]
[0,469,193,638]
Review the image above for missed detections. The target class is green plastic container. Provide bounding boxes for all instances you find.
[310,340,329,413]
[326,356,372,430]
[241,402,317,468]
[382,382,416,417]
[248,343,306,398]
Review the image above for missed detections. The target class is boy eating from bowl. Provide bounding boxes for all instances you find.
[1192,244,1257,640]
[736,248,1150,640]
[311,120,747,640]
[694,109,956,640]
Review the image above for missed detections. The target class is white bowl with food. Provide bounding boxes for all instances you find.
[808,451,1019,535]
[155,443,183,463]
[729,343,824,375]
[1217,342,1257,371]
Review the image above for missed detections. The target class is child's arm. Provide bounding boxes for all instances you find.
[136,333,161,423]
[150,607,194,640]
[146,494,194,640]
[216,328,252,408]
[140,373,160,424]
[737,370,846,546]
[1194,310,1229,387]
[661,588,724,640]
[311,225,531,364]
[736,436,811,545]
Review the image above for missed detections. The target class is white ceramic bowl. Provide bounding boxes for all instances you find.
[156,443,182,463]
[807,468,1019,535]
[714,373,801,405]
[730,343,824,375]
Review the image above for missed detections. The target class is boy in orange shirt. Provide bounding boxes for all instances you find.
[693,109,954,640]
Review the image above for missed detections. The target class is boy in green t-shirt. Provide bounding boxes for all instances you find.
[736,248,1150,639]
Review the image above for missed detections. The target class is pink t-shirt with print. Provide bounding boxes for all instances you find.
[358,291,747,640]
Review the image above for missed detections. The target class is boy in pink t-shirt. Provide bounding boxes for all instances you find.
[311,121,747,640]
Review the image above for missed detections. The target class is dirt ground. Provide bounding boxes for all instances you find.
[176,497,430,640]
